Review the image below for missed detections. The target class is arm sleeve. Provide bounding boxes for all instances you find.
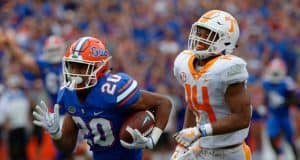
[112,73,141,109]
[285,77,296,91]
[173,51,189,86]
[221,58,249,86]
[36,58,46,71]
[173,61,181,84]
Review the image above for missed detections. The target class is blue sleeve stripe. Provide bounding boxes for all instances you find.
[116,80,138,103]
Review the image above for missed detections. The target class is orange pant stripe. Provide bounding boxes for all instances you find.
[242,143,252,160]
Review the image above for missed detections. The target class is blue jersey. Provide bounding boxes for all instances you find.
[57,72,142,160]
[36,59,62,105]
[263,77,296,142]
[262,77,295,116]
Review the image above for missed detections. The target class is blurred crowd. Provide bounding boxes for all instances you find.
[0,0,300,160]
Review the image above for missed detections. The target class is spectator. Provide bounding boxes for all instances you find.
[0,73,30,160]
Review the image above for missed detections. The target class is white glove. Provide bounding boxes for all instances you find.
[32,101,62,139]
[120,126,163,149]
[170,145,188,160]
[171,141,201,160]
[174,127,201,147]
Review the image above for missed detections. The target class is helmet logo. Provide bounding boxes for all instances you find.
[225,16,235,33]
[180,72,186,82]
[68,106,76,114]
[91,46,108,57]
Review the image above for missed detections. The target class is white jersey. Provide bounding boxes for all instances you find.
[174,50,250,148]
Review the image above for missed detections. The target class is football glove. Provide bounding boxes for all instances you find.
[171,141,201,160]
[32,101,62,139]
[174,127,201,147]
[120,126,162,149]
[170,145,188,160]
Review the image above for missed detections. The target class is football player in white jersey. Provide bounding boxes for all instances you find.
[171,10,252,160]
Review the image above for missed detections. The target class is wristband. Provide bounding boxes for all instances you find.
[149,127,163,145]
[199,123,213,136]
[51,128,62,140]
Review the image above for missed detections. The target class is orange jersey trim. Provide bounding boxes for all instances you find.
[188,55,220,80]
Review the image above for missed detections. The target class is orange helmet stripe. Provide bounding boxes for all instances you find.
[199,10,220,23]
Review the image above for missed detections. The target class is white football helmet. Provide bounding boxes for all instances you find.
[43,35,66,64]
[188,10,239,59]
[264,58,287,84]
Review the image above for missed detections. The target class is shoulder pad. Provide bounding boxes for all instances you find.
[174,50,193,67]
[174,50,193,84]
[219,55,248,85]
[102,73,141,108]
[57,88,66,105]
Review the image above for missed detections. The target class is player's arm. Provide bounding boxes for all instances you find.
[210,59,251,135]
[284,90,298,106]
[112,73,172,149]
[110,73,172,130]
[3,31,40,75]
[285,77,298,106]
[129,90,173,131]
[32,102,78,157]
[119,89,172,149]
[182,107,196,128]
[52,114,79,157]
[211,82,251,135]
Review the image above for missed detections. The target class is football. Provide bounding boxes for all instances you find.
[119,110,156,143]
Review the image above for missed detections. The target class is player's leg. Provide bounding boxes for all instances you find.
[8,127,28,160]
[73,130,92,160]
[282,116,299,159]
[219,143,251,160]
[267,115,283,157]
[247,110,264,160]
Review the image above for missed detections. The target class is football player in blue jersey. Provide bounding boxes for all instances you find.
[3,32,65,106]
[263,58,299,160]
[2,32,75,159]
[32,37,173,160]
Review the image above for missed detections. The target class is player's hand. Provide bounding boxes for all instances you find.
[120,126,154,149]
[32,101,62,139]
[171,145,188,160]
[171,141,201,160]
[5,30,16,46]
[174,127,201,147]
[0,29,16,50]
